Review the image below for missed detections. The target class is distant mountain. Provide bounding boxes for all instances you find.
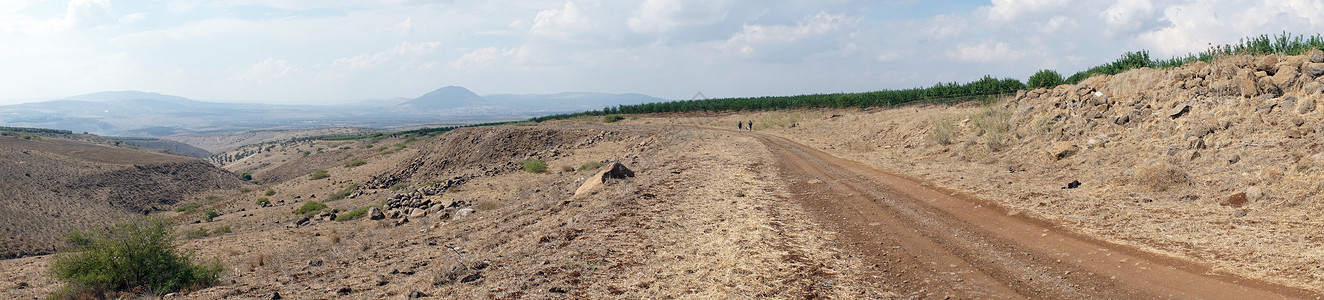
[0,87,667,138]
[399,86,492,110]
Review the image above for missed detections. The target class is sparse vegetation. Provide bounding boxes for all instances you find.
[603,115,625,123]
[928,118,958,146]
[390,182,409,191]
[265,189,275,196]
[1135,162,1190,192]
[335,207,370,221]
[520,159,548,173]
[175,203,201,213]
[970,106,1011,151]
[578,161,605,172]
[256,198,271,205]
[1028,69,1065,89]
[203,209,219,222]
[344,159,366,168]
[294,201,328,215]
[327,184,359,201]
[48,217,223,297]
[239,172,252,181]
[309,169,330,180]
[477,199,500,211]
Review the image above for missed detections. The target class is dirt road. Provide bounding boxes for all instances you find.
[752,131,1321,299]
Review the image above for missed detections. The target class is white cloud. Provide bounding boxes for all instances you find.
[986,0,1069,22]
[238,58,293,81]
[946,42,1025,63]
[449,46,529,69]
[720,12,856,62]
[529,1,583,39]
[390,41,440,56]
[395,17,412,33]
[66,0,117,28]
[627,0,731,33]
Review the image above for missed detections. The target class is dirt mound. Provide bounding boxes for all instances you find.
[365,126,645,189]
[0,136,243,258]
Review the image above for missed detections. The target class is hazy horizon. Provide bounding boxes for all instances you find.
[2,1,1322,105]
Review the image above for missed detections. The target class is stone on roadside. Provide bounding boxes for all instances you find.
[410,208,427,218]
[453,208,476,220]
[368,207,385,220]
[1224,192,1248,207]
[574,162,636,196]
[1048,142,1079,161]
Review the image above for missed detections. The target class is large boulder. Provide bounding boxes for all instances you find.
[573,162,636,197]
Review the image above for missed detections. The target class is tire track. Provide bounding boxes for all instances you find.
[751,131,1319,299]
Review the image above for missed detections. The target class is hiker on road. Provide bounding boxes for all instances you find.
[738,121,743,131]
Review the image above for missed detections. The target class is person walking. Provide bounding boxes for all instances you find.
[738,121,743,131]
[748,120,754,131]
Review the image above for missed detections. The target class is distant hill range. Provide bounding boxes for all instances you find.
[0,88,663,137]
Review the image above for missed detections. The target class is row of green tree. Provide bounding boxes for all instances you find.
[531,76,1025,122]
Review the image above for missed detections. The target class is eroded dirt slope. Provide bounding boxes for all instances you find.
[0,136,243,259]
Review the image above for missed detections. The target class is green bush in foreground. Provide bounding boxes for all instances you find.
[344,159,366,168]
[520,159,547,173]
[49,217,223,297]
[603,115,625,123]
[295,201,328,215]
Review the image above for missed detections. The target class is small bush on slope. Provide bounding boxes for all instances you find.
[49,217,223,297]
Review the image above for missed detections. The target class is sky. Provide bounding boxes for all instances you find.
[2,0,1324,105]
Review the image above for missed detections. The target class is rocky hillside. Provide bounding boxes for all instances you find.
[0,136,244,258]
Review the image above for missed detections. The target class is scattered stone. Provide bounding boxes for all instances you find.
[1245,186,1263,202]
[1225,192,1248,207]
[1258,55,1279,73]
[1273,65,1299,87]
[549,287,568,293]
[336,287,352,295]
[1299,97,1317,114]
[270,292,281,300]
[1306,81,1324,95]
[408,291,427,298]
[460,272,483,283]
[1048,142,1079,161]
[308,259,322,267]
[376,275,389,286]
[453,208,476,220]
[1065,180,1081,189]
[1311,49,1324,63]
[1258,77,1282,97]
[410,208,427,218]
[1234,209,1248,217]
[574,162,636,196]
[1168,104,1191,119]
[368,207,385,220]
[1308,63,1324,77]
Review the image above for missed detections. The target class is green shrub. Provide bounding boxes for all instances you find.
[928,119,958,146]
[294,201,328,215]
[175,204,200,213]
[389,183,409,191]
[49,217,223,297]
[603,115,625,123]
[344,159,366,168]
[309,170,330,180]
[1027,69,1064,89]
[335,207,369,221]
[239,172,252,181]
[520,159,547,173]
[183,227,210,239]
[213,226,231,234]
[578,161,605,172]
[256,198,271,205]
[203,209,219,222]
[239,188,252,193]
[327,184,359,201]
[264,189,275,196]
